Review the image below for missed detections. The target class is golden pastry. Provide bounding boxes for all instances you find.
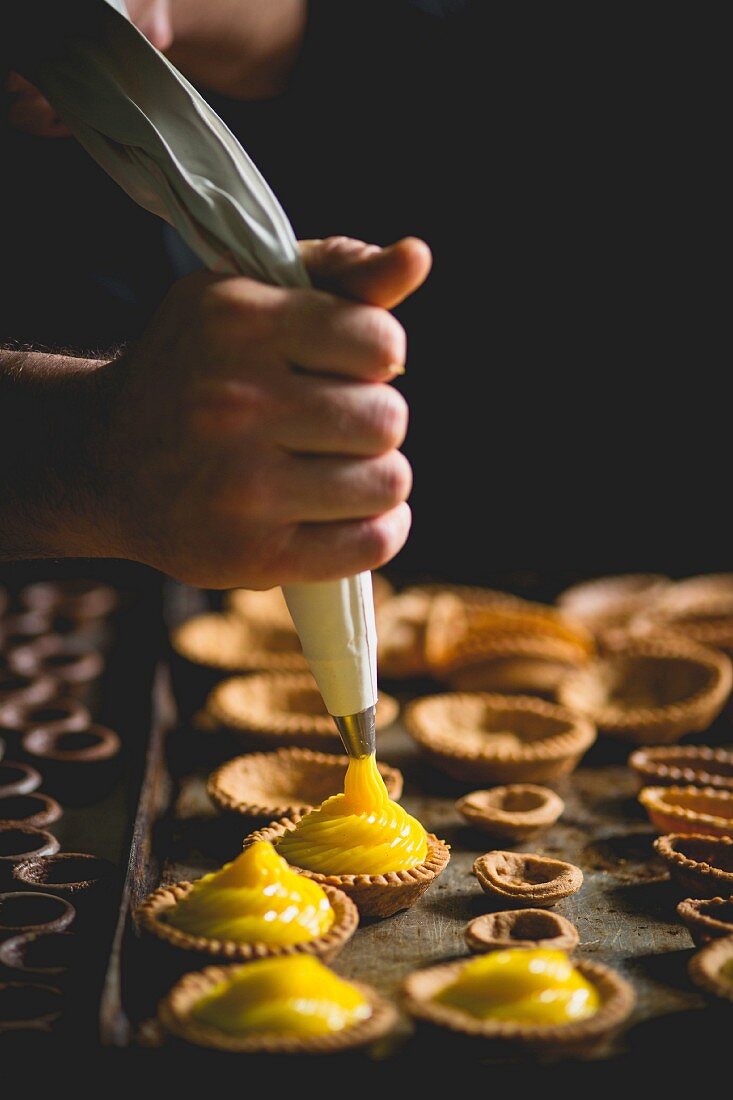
[456,784,564,840]
[640,786,733,837]
[473,850,583,907]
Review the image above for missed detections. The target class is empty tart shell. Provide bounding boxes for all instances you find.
[556,638,732,744]
[676,897,733,945]
[464,909,579,954]
[456,785,564,840]
[208,747,403,819]
[404,692,596,784]
[243,818,450,918]
[137,880,358,965]
[171,612,307,674]
[473,850,583,907]
[430,633,589,695]
[688,936,733,1003]
[629,745,733,791]
[204,672,398,752]
[654,833,733,897]
[376,585,524,679]
[425,594,593,677]
[158,963,398,1054]
[556,574,670,635]
[640,786,733,837]
[224,587,296,630]
[401,956,634,1055]
[638,583,733,652]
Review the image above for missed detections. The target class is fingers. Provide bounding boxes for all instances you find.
[300,236,432,309]
[274,287,407,380]
[278,503,413,582]
[274,373,409,455]
[270,451,412,522]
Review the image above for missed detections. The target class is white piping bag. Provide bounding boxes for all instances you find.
[15,0,378,755]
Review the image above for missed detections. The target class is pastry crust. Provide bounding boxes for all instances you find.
[654,833,733,897]
[557,638,732,744]
[464,909,579,954]
[456,784,564,840]
[243,818,450,918]
[137,880,358,964]
[629,745,733,791]
[208,747,403,819]
[404,692,596,784]
[640,786,733,837]
[556,574,670,634]
[171,612,307,673]
[473,850,583,907]
[688,936,733,1003]
[401,957,634,1054]
[204,673,399,751]
[158,964,398,1053]
[676,897,733,945]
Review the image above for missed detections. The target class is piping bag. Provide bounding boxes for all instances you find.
[13,0,378,757]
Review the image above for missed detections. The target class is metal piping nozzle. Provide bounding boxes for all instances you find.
[333,705,376,758]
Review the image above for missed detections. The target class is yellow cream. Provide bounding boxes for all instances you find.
[165,841,334,945]
[191,955,372,1036]
[276,752,428,875]
[434,949,600,1026]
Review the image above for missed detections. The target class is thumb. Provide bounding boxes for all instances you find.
[300,236,432,309]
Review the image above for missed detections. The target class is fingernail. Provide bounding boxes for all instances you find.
[388,363,406,376]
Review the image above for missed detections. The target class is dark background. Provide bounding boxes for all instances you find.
[1,1,728,589]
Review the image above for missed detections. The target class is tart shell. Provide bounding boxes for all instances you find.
[158,964,398,1054]
[654,833,733,897]
[464,909,579,954]
[137,879,358,964]
[676,897,733,945]
[640,786,733,837]
[404,692,596,785]
[401,956,634,1055]
[629,745,733,791]
[244,818,450,918]
[688,936,733,1003]
[473,850,583,907]
[456,785,564,840]
[207,747,403,819]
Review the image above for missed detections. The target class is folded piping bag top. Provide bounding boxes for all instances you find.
[13,0,378,718]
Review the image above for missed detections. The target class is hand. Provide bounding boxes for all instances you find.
[96,237,431,588]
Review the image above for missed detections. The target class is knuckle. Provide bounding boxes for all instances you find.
[380,452,412,504]
[201,279,280,342]
[363,309,406,370]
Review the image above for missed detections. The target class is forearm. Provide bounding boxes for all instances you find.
[0,347,115,561]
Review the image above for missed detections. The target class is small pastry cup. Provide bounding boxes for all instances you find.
[654,833,733,897]
[0,931,80,978]
[0,700,91,755]
[464,909,580,954]
[158,964,398,1054]
[629,745,733,791]
[0,610,53,649]
[0,825,59,888]
[0,982,63,1031]
[21,724,121,804]
[688,936,733,1002]
[208,747,403,819]
[0,761,42,798]
[440,636,588,696]
[456,785,564,840]
[640,786,733,837]
[11,853,116,911]
[557,638,733,744]
[473,850,583,908]
[676,897,733,946]
[425,594,593,677]
[224,587,296,629]
[0,891,75,936]
[9,637,104,695]
[0,792,62,829]
[405,692,596,785]
[244,818,450,918]
[556,574,670,634]
[19,579,118,621]
[205,672,399,752]
[641,594,733,652]
[137,880,358,965]
[0,672,58,710]
[401,957,634,1055]
[171,612,307,674]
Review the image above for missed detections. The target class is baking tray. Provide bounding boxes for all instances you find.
[101,579,733,1069]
